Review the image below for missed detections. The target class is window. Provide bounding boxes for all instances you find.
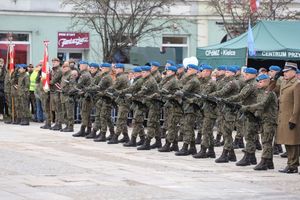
[162,35,189,64]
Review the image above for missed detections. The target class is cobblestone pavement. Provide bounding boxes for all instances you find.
[0,122,300,200]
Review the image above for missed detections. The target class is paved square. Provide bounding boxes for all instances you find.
[0,122,300,200]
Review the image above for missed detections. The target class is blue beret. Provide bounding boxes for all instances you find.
[187,64,199,71]
[79,60,89,65]
[201,64,213,71]
[15,64,20,68]
[150,61,161,67]
[256,74,270,81]
[19,64,27,68]
[166,60,176,66]
[176,64,184,69]
[269,65,281,72]
[101,63,112,68]
[226,66,237,73]
[89,63,99,68]
[217,65,227,71]
[115,63,125,68]
[141,65,151,71]
[244,67,257,74]
[166,66,177,72]
[132,66,142,73]
[232,65,241,71]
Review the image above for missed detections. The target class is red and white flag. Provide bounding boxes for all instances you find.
[42,41,50,92]
[8,44,15,75]
[250,0,260,13]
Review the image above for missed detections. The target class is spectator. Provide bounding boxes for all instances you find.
[28,64,37,121]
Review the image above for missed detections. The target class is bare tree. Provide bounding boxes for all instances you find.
[209,0,297,39]
[62,0,182,62]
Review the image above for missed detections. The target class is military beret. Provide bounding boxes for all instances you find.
[201,64,213,71]
[177,64,184,69]
[19,64,27,68]
[141,65,151,71]
[79,60,89,65]
[187,64,199,71]
[115,63,125,68]
[15,64,20,68]
[269,65,281,72]
[89,63,99,68]
[132,66,142,73]
[166,66,177,72]
[101,63,112,68]
[166,60,176,66]
[217,65,226,71]
[244,67,257,74]
[150,61,161,67]
[232,65,241,71]
[256,74,270,81]
[226,66,237,73]
[283,62,298,72]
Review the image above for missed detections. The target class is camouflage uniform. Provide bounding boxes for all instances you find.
[17,71,30,124]
[4,70,12,123]
[60,70,74,131]
[10,70,20,123]
[50,67,63,129]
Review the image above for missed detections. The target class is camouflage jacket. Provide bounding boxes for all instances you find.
[60,70,73,103]
[50,67,62,93]
[151,69,162,84]
[17,72,30,97]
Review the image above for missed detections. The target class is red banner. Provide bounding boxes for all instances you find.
[42,41,50,92]
[9,44,15,74]
[57,32,89,49]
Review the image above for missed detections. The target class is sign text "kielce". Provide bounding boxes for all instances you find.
[205,49,236,57]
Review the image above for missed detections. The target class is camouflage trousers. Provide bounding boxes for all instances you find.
[80,98,93,127]
[99,102,112,134]
[221,118,235,151]
[161,107,169,132]
[201,116,216,148]
[146,103,161,139]
[234,116,245,139]
[115,105,129,136]
[196,110,204,136]
[50,93,63,124]
[216,115,224,137]
[166,112,181,143]
[4,92,11,119]
[183,112,196,145]
[61,97,74,127]
[17,94,30,119]
[131,106,145,138]
[244,115,259,154]
[260,121,276,159]
[41,92,51,125]
[93,99,114,132]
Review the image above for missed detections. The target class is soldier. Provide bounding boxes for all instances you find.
[11,65,20,124]
[107,63,130,144]
[16,64,30,125]
[93,63,114,142]
[176,63,186,142]
[241,74,278,170]
[158,65,181,152]
[40,61,52,129]
[72,61,92,137]
[49,58,63,131]
[60,61,75,132]
[136,66,161,150]
[194,66,204,145]
[193,65,217,159]
[175,64,200,156]
[225,67,259,166]
[210,66,240,162]
[214,65,227,147]
[123,66,146,147]
[150,61,162,84]
[4,59,12,123]
[277,62,300,174]
[0,58,5,120]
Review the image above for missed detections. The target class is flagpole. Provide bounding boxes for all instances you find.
[7,33,15,122]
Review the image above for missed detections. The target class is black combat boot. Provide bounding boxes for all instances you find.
[175,143,189,156]
[40,123,51,129]
[195,132,202,145]
[85,127,92,136]
[20,118,30,126]
[106,133,114,141]
[273,145,279,155]
[193,145,207,159]
[118,132,129,143]
[253,158,268,170]
[236,152,251,166]
[207,146,216,158]
[280,151,288,158]
[228,149,237,162]
[60,126,68,132]
[4,117,12,124]
[52,123,62,131]
[214,133,222,147]
[150,136,162,149]
[249,153,257,165]
[215,149,229,163]
[72,125,86,137]
[123,136,137,147]
[158,140,171,152]
[136,136,145,146]
[161,128,167,139]
[188,141,197,155]
[107,134,119,144]
[12,118,21,125]
[266,158,274,169]
[255,137,262,150]
[86,129,97,139]
[279,166,298,174]
[238,137,245,148]
[137,137,151,150]
[277,144,283,153]
[94,132,107,142]
[62,125,74,132]
[170,141,179,152]
[232,137,240,149]
[178,132,183,142]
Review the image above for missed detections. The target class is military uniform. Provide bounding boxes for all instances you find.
[17,69,30,125]
[49,66,63,130]
[4,70,11,123]
[10,69,20,124]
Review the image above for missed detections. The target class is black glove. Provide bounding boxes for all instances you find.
[289,122,296,130]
